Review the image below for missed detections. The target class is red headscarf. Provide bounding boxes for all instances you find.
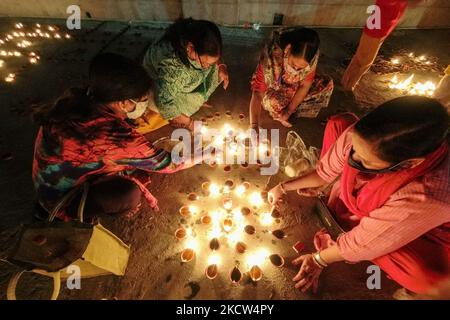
[340,142,449,217]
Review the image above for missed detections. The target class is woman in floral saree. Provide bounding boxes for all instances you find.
[250,27,334,129]
[32,53,194,221]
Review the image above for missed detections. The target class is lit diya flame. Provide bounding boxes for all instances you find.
[222,123,234,136]
[235,184,247,197]
[5,73,16,82]
[260,212,274,226]
[223,198,233,211]
[227,230,242,244]
[249,265,263,282]
[181,239,199,262]
[209,183,221,197]
[222,218,233,232]
[179,205,198,217]
[389,74,414,90]
[249,192,264,207]
[391,58,400,65]
[213,135,225,147]
[206,254,221,280]
[389,74,436,96]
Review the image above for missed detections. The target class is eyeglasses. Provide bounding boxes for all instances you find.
[347,148,406,174]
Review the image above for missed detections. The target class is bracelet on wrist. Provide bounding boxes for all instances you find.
[313,252,328,268]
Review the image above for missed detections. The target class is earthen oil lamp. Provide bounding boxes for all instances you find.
[205,254,221,280]
[230,266,243,284]
[181,239,198,263]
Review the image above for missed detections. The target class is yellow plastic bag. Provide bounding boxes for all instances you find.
[6,184,130,300]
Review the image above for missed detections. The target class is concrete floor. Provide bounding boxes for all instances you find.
[0,17,448,300]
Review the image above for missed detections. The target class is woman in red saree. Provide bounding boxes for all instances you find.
[32,53,192,221]
[269,96,449,295]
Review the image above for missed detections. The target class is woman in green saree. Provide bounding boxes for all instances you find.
[143,18,229,131]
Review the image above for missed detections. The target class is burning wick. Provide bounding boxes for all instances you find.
[389,74,436,96]
[222,218,233,232]
[391,58,400,65]
[206,254,221,280]
[5,73,16,83]
[235,184,247,197]
[29,57,38,64]
[0,60,4,68]
[189,206,198,215]
[222,123,234,136]
[260,212,274,226]
[223,198,233,211]
[181,238,199,262]
[246,249,270,281]
[249,192,264,208]
[418,55,426,61]
[209,183,221,197]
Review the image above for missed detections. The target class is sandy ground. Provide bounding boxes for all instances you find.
[0,18,448,300]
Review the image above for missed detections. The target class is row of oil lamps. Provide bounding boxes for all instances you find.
[0,22,72,83]
[389,52,438,97]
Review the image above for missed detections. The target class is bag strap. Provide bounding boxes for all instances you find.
[7,270,62,300]
[48,183,90,222]
[77,183,89,223]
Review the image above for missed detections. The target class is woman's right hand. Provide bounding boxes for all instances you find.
[268,184,285,206]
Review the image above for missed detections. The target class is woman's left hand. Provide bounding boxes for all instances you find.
[292,254,323,293]
[218,64,230,90]
[275,110,293,128]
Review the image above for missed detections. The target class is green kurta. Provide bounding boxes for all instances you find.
[143,40,221,120]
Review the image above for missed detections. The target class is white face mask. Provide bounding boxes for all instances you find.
[126,99,148,119]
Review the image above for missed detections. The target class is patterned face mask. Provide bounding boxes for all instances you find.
[283,56,304,76]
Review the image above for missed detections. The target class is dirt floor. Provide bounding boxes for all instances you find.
[0,18,448,300]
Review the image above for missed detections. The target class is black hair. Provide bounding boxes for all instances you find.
[278,27,320,63]
[354,96,449,164]
[159,18,222,67]
[32,53,152,125]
